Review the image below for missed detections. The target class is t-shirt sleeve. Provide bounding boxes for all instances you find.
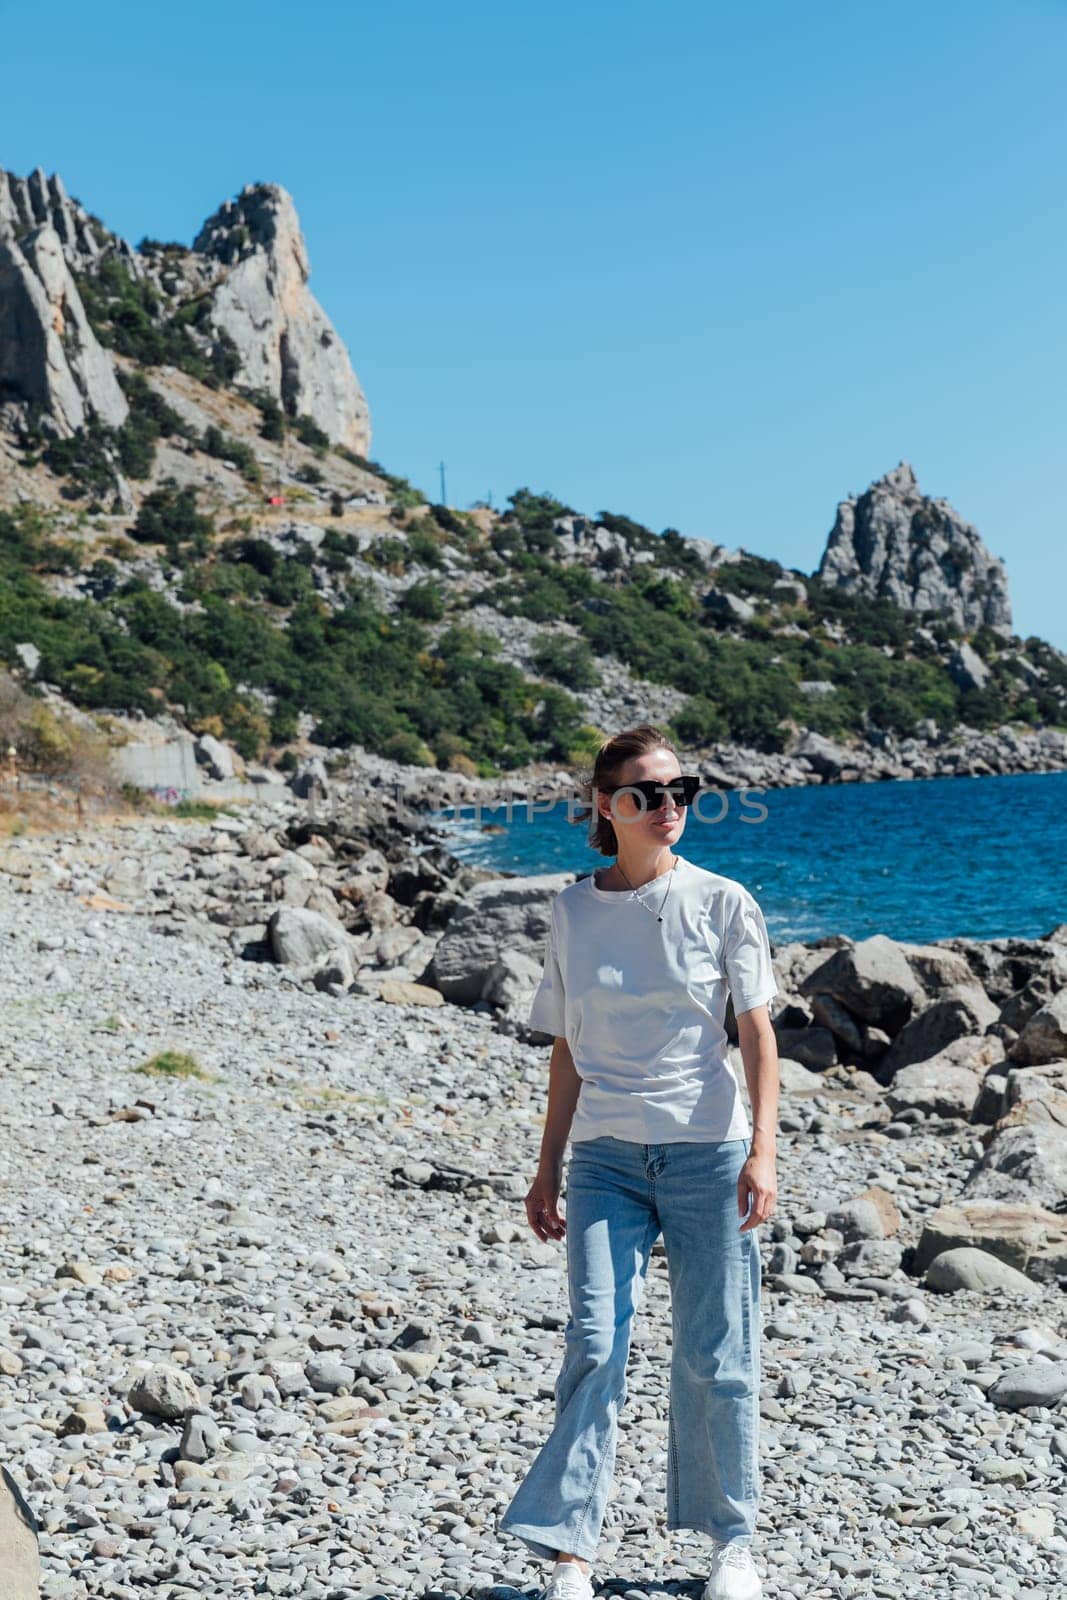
[528,905,566,1036]
[723,888,778,1016]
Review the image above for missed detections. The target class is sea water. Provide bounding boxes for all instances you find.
[428,769,1067,944]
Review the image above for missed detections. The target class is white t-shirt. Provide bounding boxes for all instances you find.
[527,855,778,1145]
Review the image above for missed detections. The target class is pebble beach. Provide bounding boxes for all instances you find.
[0,803,1064,1600]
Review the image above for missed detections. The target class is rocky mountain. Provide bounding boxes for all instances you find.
[0,168,1065,787]
[192,185,370,455]
[818,461,1012,634]
[0,166,369,452]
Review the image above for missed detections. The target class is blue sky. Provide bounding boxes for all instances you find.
[3,0,1065,647]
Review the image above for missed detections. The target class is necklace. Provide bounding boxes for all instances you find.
[613,856,678,922]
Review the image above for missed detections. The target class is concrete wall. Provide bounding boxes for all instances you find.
[110,737,200,794]
[108,739,290,805]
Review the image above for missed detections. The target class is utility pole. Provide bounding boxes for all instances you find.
[439,462,447,505]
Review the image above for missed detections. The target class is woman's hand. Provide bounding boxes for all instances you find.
[738,1148,777,1232]
[525,1167,566,1243]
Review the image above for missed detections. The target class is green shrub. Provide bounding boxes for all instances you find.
[406,526,444,568]
[42,426,118,503]
[382,729,436,766]
[393,484,426,510]
[428,503,473,538]
[399,581,446,620]
[531,634,600,691]
[294,414,330,451]
[711,553,785,598]
[75,259,241,388]
[132,480,214,559]
[670,697,730,745]
[364,536,408,573]
[201,424,261,483]
[506,488,570,551]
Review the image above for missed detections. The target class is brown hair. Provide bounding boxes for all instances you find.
[574,723,681,857]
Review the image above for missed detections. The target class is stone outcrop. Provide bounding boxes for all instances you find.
[0,165,130,274]
[817,462,1012,634]
[194,183,370,455]
[0,221,127,435]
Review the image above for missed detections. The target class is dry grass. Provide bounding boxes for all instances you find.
[0,671,253,839]
[0,784,133,839]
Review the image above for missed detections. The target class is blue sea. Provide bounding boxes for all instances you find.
[428,770,1067,946]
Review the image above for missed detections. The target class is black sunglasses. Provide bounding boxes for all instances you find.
[598,775,702,810]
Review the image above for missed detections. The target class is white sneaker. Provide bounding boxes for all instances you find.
[538,1559,594,1600]
[702,1539,762,1600]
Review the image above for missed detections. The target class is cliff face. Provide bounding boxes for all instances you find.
[0,168,370,453]
[194,185,370,456]
[0,170,129,435]
[817,463,1012,635]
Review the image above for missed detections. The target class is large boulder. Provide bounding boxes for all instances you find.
[194,733,236,781]
[948,642,990,693]
[925,1247,1041,1296]
[898,942,979,995]
[430,872,573,1007]
[809,992,865,1055]
[999,952,1067,1033]
[885,1055,983,1121]
[267,905,362,970]
[776,1057,825,1095]
[194,183,370,454]
[1008,990,1067,1066]
[915,1198,1067,1284]
[702,589,754,625]
[986,1365,1067,1411]
[789,731,855,780]
[800,935,924,1035]
[1000,1061,1067,1129]
[960,1123,1067,1213]
[483,948,547,1034]
[770,1024,837,1071]
[887,1033,1005,1103]
[879,986,1000,1075]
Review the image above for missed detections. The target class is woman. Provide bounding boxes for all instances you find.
[497,724,779,1600]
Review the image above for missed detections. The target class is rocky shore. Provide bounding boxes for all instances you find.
[0,784,1064,1600]
[104,710,1067,819]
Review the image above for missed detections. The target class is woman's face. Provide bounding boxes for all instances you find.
[598,747,686,847]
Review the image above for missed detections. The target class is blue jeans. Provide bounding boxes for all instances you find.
[498,1136,761,1563]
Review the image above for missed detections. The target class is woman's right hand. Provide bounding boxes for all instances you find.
[525,1168,566,1243]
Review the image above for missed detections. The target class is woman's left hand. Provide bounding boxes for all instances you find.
[738,1149,777,1232]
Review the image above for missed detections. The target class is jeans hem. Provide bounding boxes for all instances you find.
[665,1518,755,1545]
[499,1519,599,1563]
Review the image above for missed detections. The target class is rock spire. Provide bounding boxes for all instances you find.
[817,463,1012,633]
